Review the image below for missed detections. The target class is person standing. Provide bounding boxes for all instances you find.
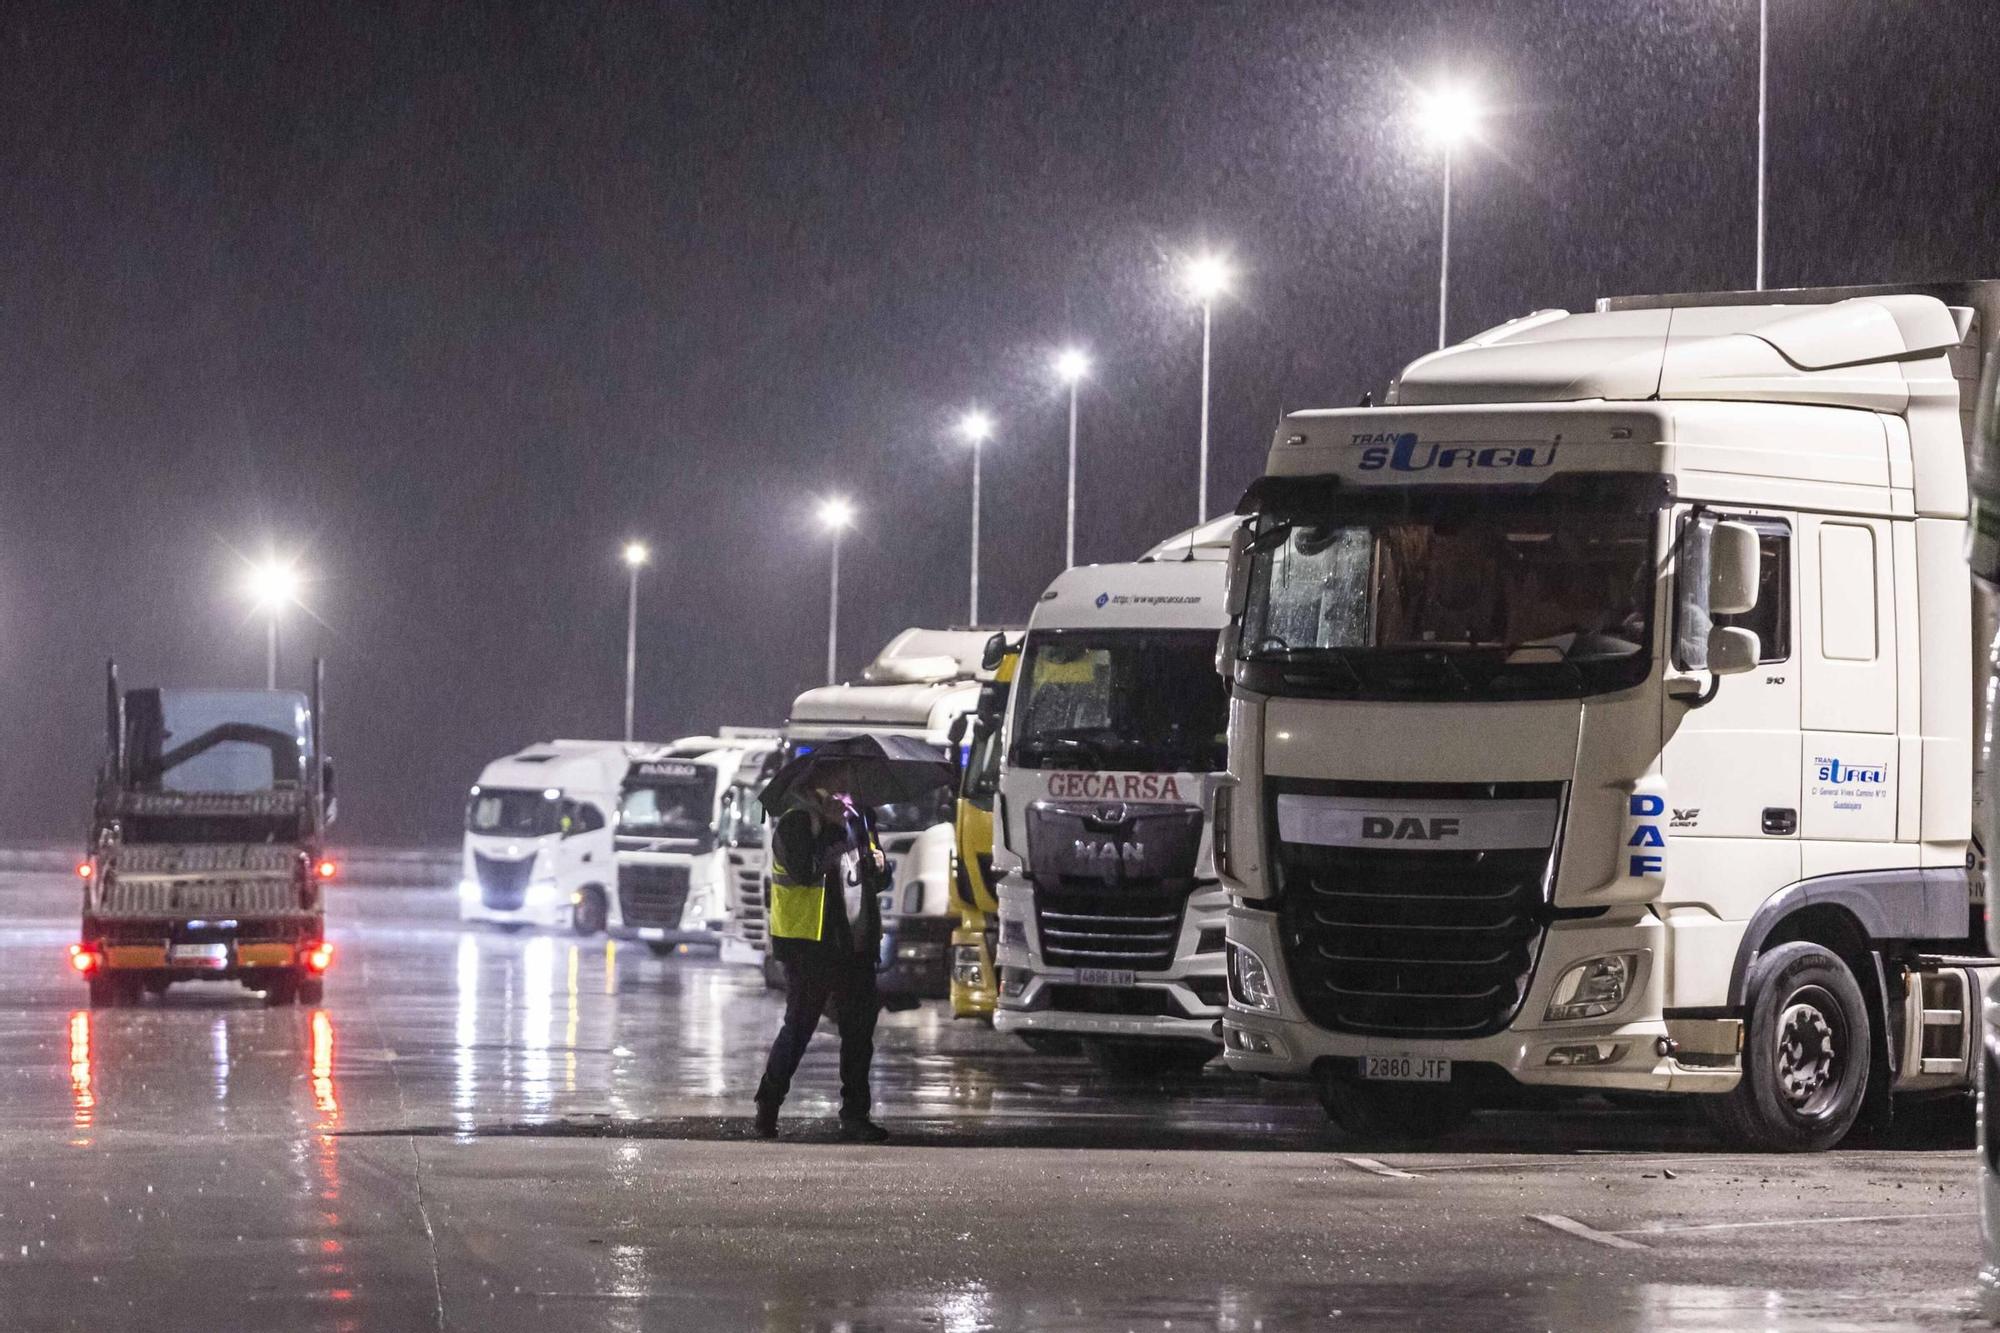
[753,783,891,1142]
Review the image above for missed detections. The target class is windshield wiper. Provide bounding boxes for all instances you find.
[1021,733,1110,765]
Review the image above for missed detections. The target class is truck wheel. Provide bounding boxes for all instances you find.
[572,886,608,936]
[263,971,301,1007]
[1318,1074,1473,1141]
[143,977,171,998]
[87,976,130,1008]
[1702,941,1871,1152]
[647,941,676,958]
[298,977,325,1006]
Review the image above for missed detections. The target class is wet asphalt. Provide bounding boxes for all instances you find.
[0,870,1989,1331]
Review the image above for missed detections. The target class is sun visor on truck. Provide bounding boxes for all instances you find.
[1237,471,1672,519]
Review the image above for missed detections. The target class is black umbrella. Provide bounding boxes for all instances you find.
[760,733,957,814]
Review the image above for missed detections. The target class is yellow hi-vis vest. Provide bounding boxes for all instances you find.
[768,864,825,943]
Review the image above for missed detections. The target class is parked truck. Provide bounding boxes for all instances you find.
[765,628,991,996]
[946,633,1022,1018]
[624,731,782,955]
[74,662,336,1007]
[1217,282,2000,1150]
[992,523,1237,1072]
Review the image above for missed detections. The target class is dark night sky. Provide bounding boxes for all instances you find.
[3,1,1998,845]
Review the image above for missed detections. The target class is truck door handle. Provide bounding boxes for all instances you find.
[582,853,594,863]
[1761,808,1797,836]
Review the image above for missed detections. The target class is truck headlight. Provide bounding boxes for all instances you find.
[526,879,559,905]
[1226,940,1279,1013]
[458,879,478,902]
[1544,953,1641,1022]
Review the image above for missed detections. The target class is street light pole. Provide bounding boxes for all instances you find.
[817,498,854,685]
[245,557,302,691]
[1415,82,1481,351]
[1054,348,1089,568]
[956,411,993,626]
[1438,142,1453,350]
[1756,0,1768,291]
[621,542,649,742]
[266,615,279,690]
[1199,297,1213,522]
[1181,255,1231,526]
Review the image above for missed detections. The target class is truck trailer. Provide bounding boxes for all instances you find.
[1218,283,2000,1150]
[76,662,335,1007]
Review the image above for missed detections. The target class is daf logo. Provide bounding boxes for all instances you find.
[1074,838,1145,865]
[1360,815,1461,842]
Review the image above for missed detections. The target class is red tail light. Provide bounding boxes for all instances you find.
[75,862,93,880]
[68,944,100,974]
[305,942,334,974]
[315,859,337,881]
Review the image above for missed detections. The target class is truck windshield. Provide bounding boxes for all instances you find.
[618,772,716,839]
[125,689,308,794]
[1238,481,1659,700]
[1011,629,1228,773]
[467,787,559,837]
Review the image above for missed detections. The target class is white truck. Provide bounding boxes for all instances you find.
[763,628,992,996]
[612,733,779,953]
[1218,282,2000,1150]
[462,737,759,951]
[991,522,1237,1074]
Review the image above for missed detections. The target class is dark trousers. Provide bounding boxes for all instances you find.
[755,949,879,1119]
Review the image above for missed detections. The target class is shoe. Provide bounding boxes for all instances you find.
[753,1103,779,1139]
[837,1117,889,1144]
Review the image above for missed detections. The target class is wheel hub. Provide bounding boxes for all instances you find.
[1775,1001,1837,1107]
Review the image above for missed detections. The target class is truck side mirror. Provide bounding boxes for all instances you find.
[1215,622,1241,678]
[1709,520,1762,617]
[1708,626,1761,676]
[1225,525,1253,617]
[320,760,338,826]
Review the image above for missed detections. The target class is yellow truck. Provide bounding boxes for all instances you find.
[947,633,1020,1018]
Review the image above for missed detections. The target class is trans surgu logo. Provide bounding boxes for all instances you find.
[1351,431,1558,473]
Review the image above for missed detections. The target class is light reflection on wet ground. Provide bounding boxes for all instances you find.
[0,874,1985,1331]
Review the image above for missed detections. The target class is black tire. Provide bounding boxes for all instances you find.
[298,977,325,1006]
[87,975,128,1008]
[1702,941,1871,1152]
[143,977,170,998]
[647,941,676,958]
[263,970,301,1007]
[1318,1073,1474,1141]
[1091,1040,1217,1082]
[572,886,608,936]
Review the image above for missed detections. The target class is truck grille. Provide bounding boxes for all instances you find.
[1035,882,1189,971]
[1273,780,1561,1038]
[620,862,690,929]
[474,853,533,910]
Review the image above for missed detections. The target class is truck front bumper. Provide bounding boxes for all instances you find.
[457,881,573,930]
[1220,904,1740,1094]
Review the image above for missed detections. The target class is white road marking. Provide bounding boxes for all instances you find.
[1529,1213,1651,1250]
[1613,1210,1975,1237]
[1342,1156,1418,1179]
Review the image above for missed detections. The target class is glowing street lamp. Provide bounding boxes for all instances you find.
[818,497,855,685]
[620,541,649,741]
[1054,348,1090,568]
[1182,253,1233,523]
[1415,80,1483,349]
[957,410,994,625]
[245,558,302,689]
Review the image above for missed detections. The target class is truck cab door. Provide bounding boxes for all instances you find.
[1797,514,1899,846]
[1661,511,1802,917]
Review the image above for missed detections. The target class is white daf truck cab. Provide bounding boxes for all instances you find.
[1219,283,2000,1150]
[462,740,627,932]
[992,521,1237,1074]
[764,628,991,996]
